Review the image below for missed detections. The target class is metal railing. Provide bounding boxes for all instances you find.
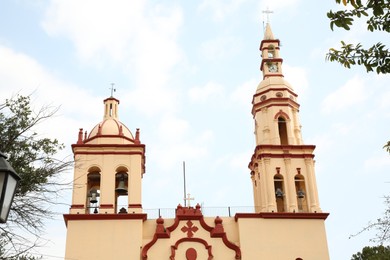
[142,206,259,219]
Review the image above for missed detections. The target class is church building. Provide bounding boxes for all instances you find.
[64,23,330,260]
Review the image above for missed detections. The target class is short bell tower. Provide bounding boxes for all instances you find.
[249,23,322,214]
[64,96,147,260]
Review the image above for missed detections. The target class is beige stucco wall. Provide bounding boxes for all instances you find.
[237,217,329,260]
[65,219,144,260]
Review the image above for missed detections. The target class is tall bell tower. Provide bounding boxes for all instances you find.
[249,23,322,214]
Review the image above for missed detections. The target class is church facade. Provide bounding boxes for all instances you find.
[64,24,330,260]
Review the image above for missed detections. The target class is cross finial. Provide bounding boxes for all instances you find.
[109,83,116,97]
[184,193,194,207]
[262,7,273,24]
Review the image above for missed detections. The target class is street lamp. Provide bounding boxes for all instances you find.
[0,152,21,223]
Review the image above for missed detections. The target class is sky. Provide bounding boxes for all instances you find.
[0,0,389,259]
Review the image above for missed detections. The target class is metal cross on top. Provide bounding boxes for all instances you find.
[184,193,194,207]
[109,83,116,97]
[262,7,273,23]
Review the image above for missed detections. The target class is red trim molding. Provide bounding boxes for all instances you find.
[235,212,329,221]
[141,205,241,259]
[129,204,143,208]
[170,238,213,260]
[254,88,298,98]
[99,204,114,209]
[70,204,84,209]
[260,39,281,50]
[63,213,147,226]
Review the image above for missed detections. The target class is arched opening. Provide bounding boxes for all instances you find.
[278,117,288,145]
[87,168,101,214]
[268,45,275,58]
[274,174,285,212]
[295,175,308,212]
[115,169,128,213]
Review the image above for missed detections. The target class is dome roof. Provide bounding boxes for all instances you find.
[82,97,137,145]
[88,118,134,140]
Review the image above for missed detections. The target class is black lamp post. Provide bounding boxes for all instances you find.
[0,152,21,223]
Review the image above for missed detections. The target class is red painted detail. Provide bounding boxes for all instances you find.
[259,39,281,50]
[253,88,298,98]
[156,217,170,238]
[274,110,291,120]
[262,74,285,79]
[97,124,102,135]
[70,204,84,209]
[170,237,213,260]
[128,204,142,208]
[84,131,87,141]
[186,248,197,260]
[103,97,120,103]
[234,212,329,221]
[142,205,241,259]
[99,204,114,209]
[256,153,315,160]
[210,216,224,237]
[63,213,147,226]
[73,150,144,156]
[119,125,123,136]
[252,98,300,111]
[77,128,83,144]
[260,58,283,71]
[84,134,135,144]
[135,128,141,144]
[181,220,199,238]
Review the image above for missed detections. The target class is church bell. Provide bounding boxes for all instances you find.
[115,174,128,195]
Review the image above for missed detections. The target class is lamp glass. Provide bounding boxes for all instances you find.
[0,172,18,222]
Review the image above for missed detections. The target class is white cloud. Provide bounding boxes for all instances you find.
[321,76,367,114]
[259,0,301,12]
[188,81,224,102]
[199,36,242,61]
[364,154,390,170]
[199,0,247,21]
[42,0,184,116]
[0,45,103,154]
[230,78,257,107]
[283,64,309,98]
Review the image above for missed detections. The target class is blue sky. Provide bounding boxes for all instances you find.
[0,0,389,259]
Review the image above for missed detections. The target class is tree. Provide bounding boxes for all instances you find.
[351,245,390,260]
[326,0,390,74]
[0,94,71,258]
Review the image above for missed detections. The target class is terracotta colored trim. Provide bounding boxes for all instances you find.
[128,204,143,208]
[254,88,298,98]
[234,212,329,221]
[252,98,300,111]
[255,144,316,151]
[260,58,284,71]
[170,237,213,260]
[103,97,120,103]
[99,204,114,208]
[259,39,280,50]
[274,110,290,120]
[63,213,147,226]
[74,151,145,156]
[255,153,315,160]
[72,143,145,149]
[84,134,135,144]
[70,204,84,209]
[142,206,241,259]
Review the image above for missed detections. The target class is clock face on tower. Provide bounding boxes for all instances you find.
[268,63,278,73]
